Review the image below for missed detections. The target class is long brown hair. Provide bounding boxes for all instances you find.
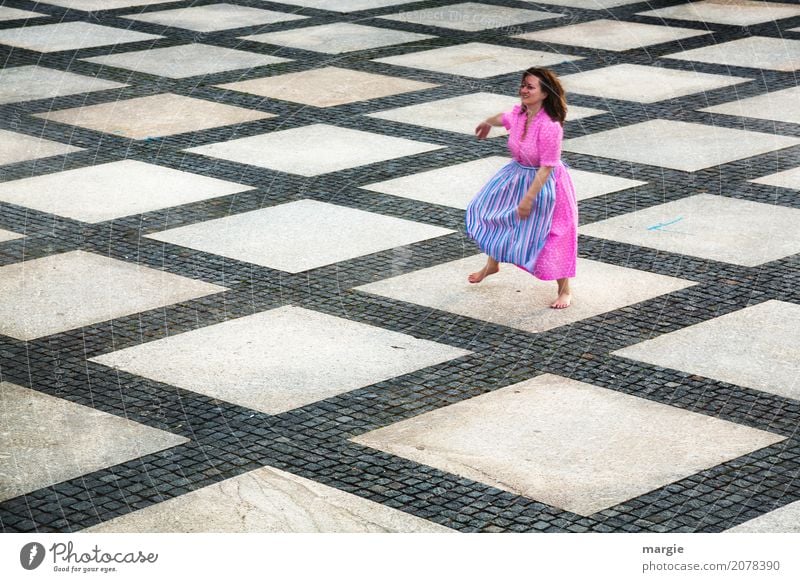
[520,67,567,125]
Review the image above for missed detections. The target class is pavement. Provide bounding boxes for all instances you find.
[1,0,799,534]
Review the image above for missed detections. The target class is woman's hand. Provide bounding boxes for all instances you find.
[474,122,492,140]
[517,198,533,219]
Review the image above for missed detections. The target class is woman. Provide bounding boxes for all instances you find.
[465,67,577,309]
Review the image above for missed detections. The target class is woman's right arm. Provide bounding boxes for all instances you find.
[475,113,505,139]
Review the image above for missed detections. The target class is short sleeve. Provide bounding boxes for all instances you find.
[501,105,521,130]
[537,116,563,166]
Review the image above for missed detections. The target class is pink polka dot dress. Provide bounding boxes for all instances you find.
[465,105,578,280]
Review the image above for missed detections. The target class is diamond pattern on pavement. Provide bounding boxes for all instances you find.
[2,0,799,535]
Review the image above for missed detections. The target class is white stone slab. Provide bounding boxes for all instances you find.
[86,465,452,532]
[368,93,517,138]
[241,22,435,54]
[217,66,437,108]
[563,119,800,172]
[370,94,602,131]
[353,374,784,516]
[34,93,275,140]
[569,169,647,201]
[562,64,751,103]
[375,42,582,78]
[363,156,510,209]
[83,43,289,79]
[257,0,419,11]
[0,129,82,165]
[0,7,47,21]
[184,123,444,177]
[0,382,188,503]
[123,3,307,32]
[614,301,800,400]
[567,105,609,122]
[145,199,454,273]
[351,164,646,209]
[580,193,800,267]
[0,229,24,243]
[533,0,643,8]
[750,167,800,191]
[639,1,800,26]
[700,87,800,125]
[379,2,561,31]
[356,256,694,333]
[0,21,162,52]
[92,305,470,415]
[665,37,800,72]
[514,19,708,52]
[728,500,800,533]
[0,159,253,223]
[38,0,177,9]
[0,251,225,340]
[364,163,646,207]
[0,65,126,105]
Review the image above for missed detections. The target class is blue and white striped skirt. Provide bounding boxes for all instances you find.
[465,160,556,274]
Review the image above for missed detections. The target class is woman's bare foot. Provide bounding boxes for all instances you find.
[550,292,572,309]
[550,278,572,309]
[468,258,499,283]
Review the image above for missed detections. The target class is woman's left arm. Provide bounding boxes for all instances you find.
[517,166,553,219]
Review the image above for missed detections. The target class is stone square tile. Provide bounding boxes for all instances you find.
[184,123,444,177]
[0,251,225,340]
[750,167,800,191]
[92,305,470,415]
[38,0,177,9]
[562,119,800,172]
[356,256,694,333]
[0,129,82,166]
[259,0,420,11]
[362,159,646,208]
[514,19,708,52]
[728,500,800,533]
[533,0,643,8]
[122,3,307,32]
[355,163,628,209]
[638,1,800,26]
[700,87,800,125]
[579,193,800,267]
[613,301,800,400]
[33,93,274,140]
[86,465,452,532]
[363,156,510,209]
[0,21,162,53]
[0,159,252,223]
[375,42,582,78]
[0,7,47,21]
[353,374,784,516]
[665,37,800,72]
[241,22,435,54]
[369,93,603,135]
[569,169,647,201]
[217,66,437,108]
[0,229,24,244]
[379,2,561,31]
[145,199,454,273]
[562,64,751,103]
[82,43,289,79]
[0,382,188,503]
[368,93,516,138]
[0,65,126,105]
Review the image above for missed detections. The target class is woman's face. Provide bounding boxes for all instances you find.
[519,74,547,110]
